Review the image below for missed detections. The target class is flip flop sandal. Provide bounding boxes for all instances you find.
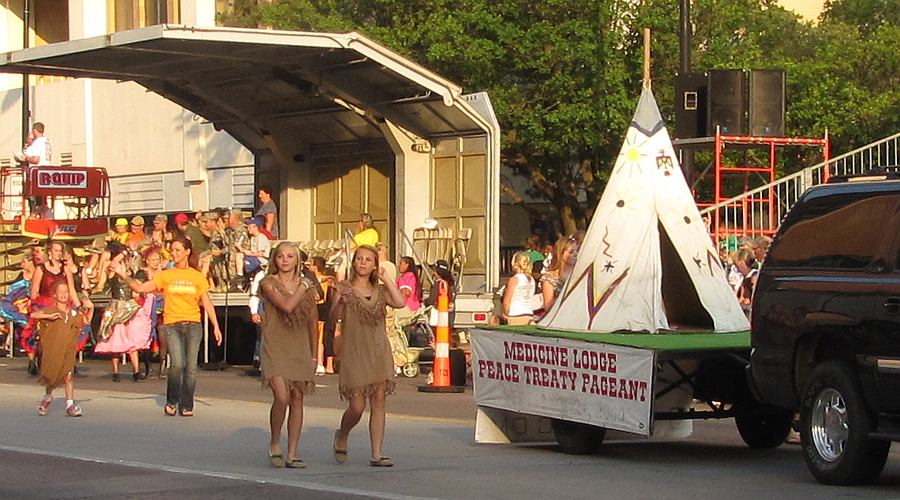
[333,430,348,464]
[164,404,177,416]
[369,457,393,467]
[269,453,285,468]
[180,409,194,417]
[285,458,306,469]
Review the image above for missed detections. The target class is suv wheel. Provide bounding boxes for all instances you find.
[800,361,890,485]
[551,419,606,455]
[734,399,793,449]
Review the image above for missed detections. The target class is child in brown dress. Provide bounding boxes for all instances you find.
[32,281,94,417]
[329,245,405,467]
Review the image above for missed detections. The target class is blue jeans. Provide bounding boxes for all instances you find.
[243,256,262,275]
[164,322,203,411]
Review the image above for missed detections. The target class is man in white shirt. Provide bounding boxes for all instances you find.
[16,122,52,166]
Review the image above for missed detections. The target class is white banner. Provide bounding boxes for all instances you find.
[472,329,655,436]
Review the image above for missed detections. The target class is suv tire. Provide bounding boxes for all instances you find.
[734,399,793,449]
[800,361,890,485]
[551,419,606,455]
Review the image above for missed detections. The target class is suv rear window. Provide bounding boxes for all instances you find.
[767,192,900,269]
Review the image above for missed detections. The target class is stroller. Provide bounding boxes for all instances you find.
[388,306,434,378]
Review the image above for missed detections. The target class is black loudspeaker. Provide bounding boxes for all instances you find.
[707,69,746,135]
[674,73,708,139]
[749,69,785,137]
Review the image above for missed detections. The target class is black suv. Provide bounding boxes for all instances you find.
[750,178,900,485]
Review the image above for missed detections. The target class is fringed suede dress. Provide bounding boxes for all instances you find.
[259,276,317,394]
[37,307,84,389]
[335,282,396,399]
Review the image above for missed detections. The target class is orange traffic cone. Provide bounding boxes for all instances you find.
[419,279,464,393]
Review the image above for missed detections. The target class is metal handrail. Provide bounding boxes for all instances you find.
[701,132,900,216]
[699,133,900,245]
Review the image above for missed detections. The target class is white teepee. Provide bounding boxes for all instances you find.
[538,87,749,333]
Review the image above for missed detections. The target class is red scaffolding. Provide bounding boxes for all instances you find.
[674,129,829,245]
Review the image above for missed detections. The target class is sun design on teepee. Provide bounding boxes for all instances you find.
[615,131,653,178]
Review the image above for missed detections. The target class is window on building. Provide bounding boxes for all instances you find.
[110,0,180,32]
[34,0,69,46]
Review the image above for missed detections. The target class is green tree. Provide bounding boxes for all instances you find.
[254,0,897,233]
[821,0,899,35]
[789,2,899,152]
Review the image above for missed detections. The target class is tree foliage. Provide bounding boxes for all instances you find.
[246,0,897,233]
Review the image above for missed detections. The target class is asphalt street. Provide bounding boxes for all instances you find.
[1,357,898,499]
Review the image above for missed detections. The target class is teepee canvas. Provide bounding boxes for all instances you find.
[539,87,749,333]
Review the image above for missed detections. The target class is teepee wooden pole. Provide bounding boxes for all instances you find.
[643,28,651,89]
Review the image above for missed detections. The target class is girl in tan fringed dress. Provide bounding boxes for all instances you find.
[330,245,405,467]
[258,242,320,469]
[32,281,94,417]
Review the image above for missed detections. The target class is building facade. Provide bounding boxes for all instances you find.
[1,0,255,216]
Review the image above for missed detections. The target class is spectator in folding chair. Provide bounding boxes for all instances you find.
[240,217,271,277]
[108,217,130,245]
[352,213,379,249]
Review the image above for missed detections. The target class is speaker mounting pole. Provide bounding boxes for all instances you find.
[677,0,695,185]
[679,0,692,74]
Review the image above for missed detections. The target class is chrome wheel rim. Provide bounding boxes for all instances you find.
[810,387,849,462]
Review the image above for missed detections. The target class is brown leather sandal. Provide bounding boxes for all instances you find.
[369,457,393,467]
[333,430,348,464]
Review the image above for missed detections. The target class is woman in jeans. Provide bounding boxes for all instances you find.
[113,237,222,416]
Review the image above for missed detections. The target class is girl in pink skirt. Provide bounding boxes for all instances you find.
[94,243,152,382]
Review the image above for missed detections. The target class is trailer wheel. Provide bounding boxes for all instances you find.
[551,419,606,455]
[734,400,793,449]
[800,361,889,485]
